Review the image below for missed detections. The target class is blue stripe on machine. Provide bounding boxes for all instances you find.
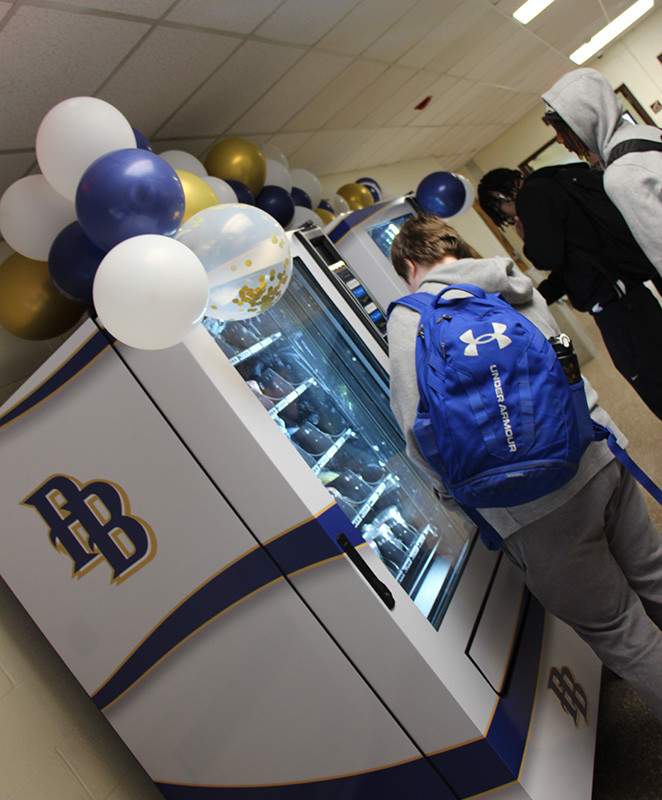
[93,506,355,711]
[327,200,390,245]
[156,754,455,799]
[152,598,545,799]
[0,326,114,432]
[93,547,282,711]
[429,595,545,797]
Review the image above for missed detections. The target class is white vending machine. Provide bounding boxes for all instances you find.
[0,226,601,799]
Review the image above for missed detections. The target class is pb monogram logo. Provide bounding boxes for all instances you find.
[22,475,156,584]
[548,666,589,726]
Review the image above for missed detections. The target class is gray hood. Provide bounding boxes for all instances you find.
[542,68,628,161]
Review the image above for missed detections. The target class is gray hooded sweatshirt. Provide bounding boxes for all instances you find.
[387,255,621,538]
[542,67,662,274]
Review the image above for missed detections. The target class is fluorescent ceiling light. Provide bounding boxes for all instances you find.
[570,0,654,64]
[512,0,556,24]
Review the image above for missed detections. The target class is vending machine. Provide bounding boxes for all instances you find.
[326,194,419,314]
[0,226,601,799]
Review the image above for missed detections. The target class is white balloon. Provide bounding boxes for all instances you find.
[159,149,208,178]
[36,97,136,201]
[451,174,476,217]
[176,203,292,321]
[290,168,322,209]
[0,175,77,261]
[261,144,289,170]
[264,159,292,192]
[93,234,209,350]
[200,176,237,204]
[330,193,350,215]
[286,207,324,231]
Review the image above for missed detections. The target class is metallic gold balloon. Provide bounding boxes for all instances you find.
[175,169,220,222]
[0,252,85,340]
[204,138,267,198]
[337,182,375,210]
[315,207,336,225]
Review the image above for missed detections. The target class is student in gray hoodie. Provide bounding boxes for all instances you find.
[388,213,662,723]
[541,67,662,278]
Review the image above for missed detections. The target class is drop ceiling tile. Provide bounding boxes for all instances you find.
[99,27,240,139]
[445,18,521,79]
[287,129,351,172]
[263,131,315,166]
[327,64,418,128]
[309,128,376,175]
[398,0,483,70]
[403,75,464,127]
[254,0,362,45]
[339,127,404,169]
[0,6,150,149]
[315,0,410,56]
[283,60,387,131]
[0,2,11,24]
[166,0,282,34]
[395,0,464,68]
[48,0,173,15]
[360,69,440,128]
[363,0,463,63]
[459,26,532,84]
[228,50,352,135]
[428,4,507,74]
[158,40,303,137]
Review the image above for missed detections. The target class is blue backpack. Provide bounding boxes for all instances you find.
[388,284,662,548]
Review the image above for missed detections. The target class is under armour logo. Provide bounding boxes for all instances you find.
[548,666,589,726]
[22,474,156,585]
[459,323,512,356]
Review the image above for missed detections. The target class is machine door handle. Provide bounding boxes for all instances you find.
[336,533,395,610]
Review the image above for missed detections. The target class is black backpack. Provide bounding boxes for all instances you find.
[546,164,657,285]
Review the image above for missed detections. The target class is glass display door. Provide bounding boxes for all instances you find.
[202,255,472,629]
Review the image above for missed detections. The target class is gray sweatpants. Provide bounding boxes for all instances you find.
[501,459,662,723]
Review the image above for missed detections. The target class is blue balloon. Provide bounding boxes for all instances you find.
[318,199,334,213]
[415,172,465,218]
[76,149,185,251]
[255,185,295,227]
[226,179,255,205]
[291,186,312,209]
[357,177,381,201]
[132,127,153,151]
[48,221,106,306]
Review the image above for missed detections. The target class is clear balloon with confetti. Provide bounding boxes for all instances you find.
[176,203,292,321]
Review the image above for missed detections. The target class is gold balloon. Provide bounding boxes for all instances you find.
[175,170,220,222]
[315,207,336,225]
[204,138,266,198]
[0,253,85,340]
[337,182,375,210]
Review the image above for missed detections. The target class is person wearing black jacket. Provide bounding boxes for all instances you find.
[478,164,662,420]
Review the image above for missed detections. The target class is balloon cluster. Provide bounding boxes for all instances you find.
[0,97,293,349]
[414,171,475,218]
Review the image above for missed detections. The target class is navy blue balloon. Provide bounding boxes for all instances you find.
[415,171,465,218]
[48,221,106,306]
[226,179,255,205]
[291,187,312,209]
[357,177,381,201]
[132,127,153,151]
[318,199,334,214]
[76,149,185,251]
[255,185,295,227]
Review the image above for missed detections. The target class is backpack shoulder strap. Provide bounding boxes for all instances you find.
[387,291,435,319]
[607,135,662,166]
